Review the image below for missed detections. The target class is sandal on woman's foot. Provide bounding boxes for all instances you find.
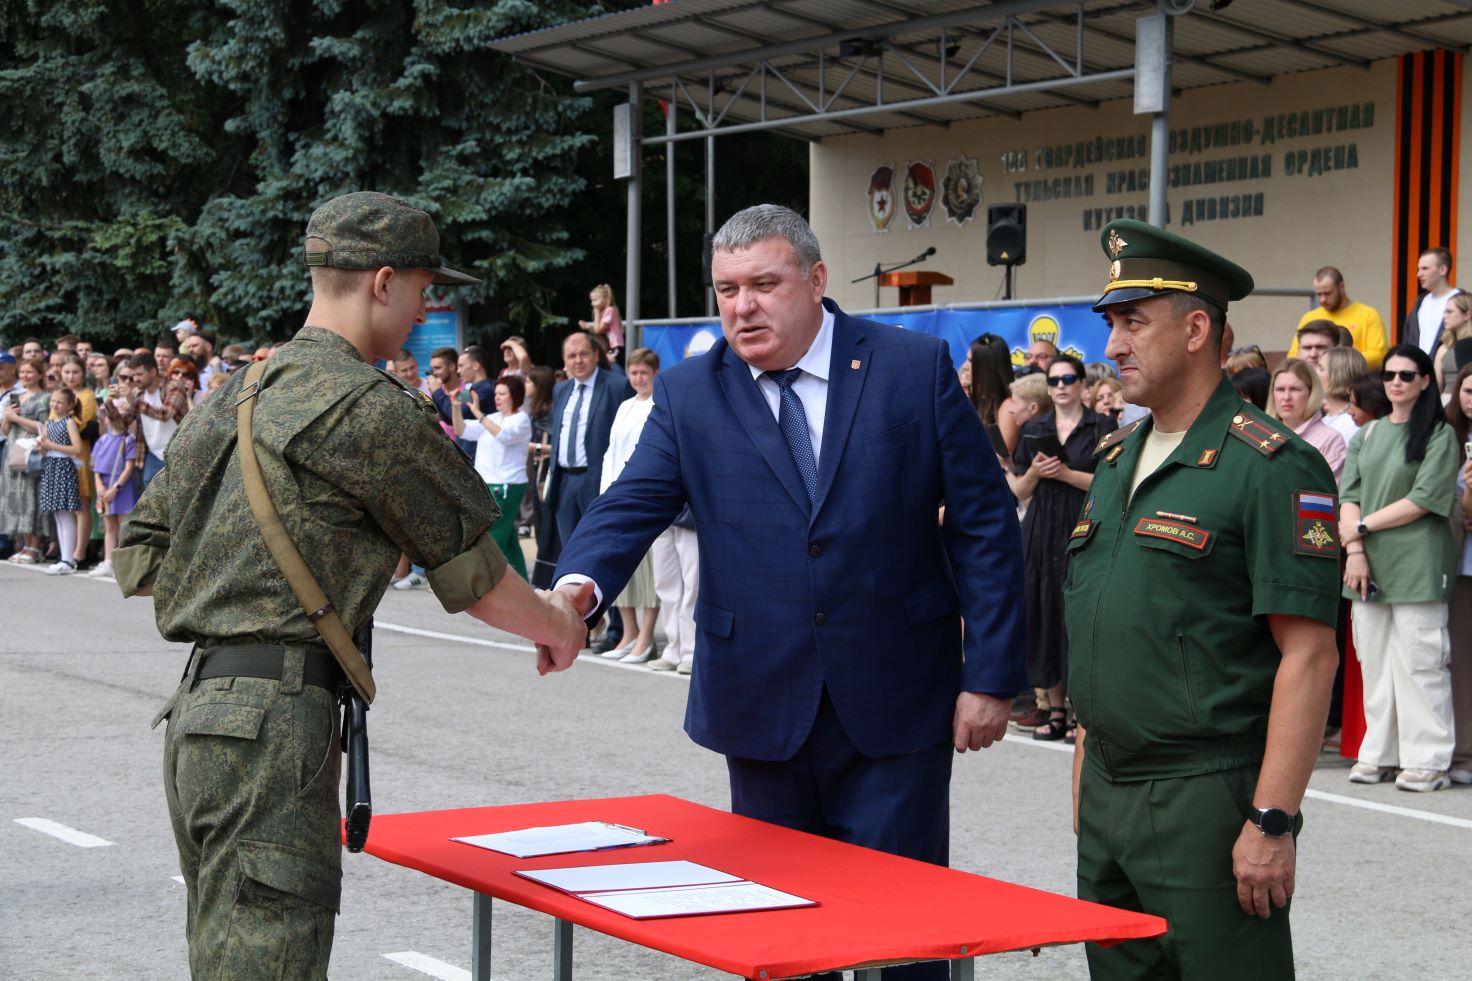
[1033,708,1068,741]
[12,547,40,564]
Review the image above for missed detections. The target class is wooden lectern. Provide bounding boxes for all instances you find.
[879,270,954,306]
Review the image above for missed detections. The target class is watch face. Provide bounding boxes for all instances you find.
[1258,807,1293,836]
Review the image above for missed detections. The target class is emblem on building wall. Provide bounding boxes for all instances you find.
[904,160,937,228]
[867,164,896,232]
[942,155,982,226]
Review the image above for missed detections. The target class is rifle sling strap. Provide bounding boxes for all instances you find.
[234,361,376,703]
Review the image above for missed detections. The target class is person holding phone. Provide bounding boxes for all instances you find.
[1007,356,1115,741]
[1338,345,1460,792]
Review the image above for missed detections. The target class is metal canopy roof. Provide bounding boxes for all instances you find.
[489,0,1472,140]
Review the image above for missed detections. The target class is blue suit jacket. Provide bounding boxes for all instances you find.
[556,301,1027,761]
[544,368,630,503]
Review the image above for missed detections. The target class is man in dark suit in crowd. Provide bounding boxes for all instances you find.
[534,331,634,586]
[551,205,1027,979]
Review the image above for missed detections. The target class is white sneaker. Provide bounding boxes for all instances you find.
[392,573,428,591]
[45,560,76,576]
[1395,768,1451,793]
[89,560,114,578]
[1449,767,1472,786]
[1347,762,1396,784]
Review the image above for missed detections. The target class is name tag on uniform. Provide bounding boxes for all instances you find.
[1134,517,1211,551]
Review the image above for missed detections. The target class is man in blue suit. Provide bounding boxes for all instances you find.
[532,331,634,587]
[552,206,1026,978]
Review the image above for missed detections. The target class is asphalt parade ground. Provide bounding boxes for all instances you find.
[3,560,1469,980]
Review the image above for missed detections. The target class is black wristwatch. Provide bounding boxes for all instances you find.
[1357,520,1370,539]
[1249,806,1294,837]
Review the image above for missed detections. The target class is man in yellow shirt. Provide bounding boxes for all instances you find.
[1286,266,1388,369]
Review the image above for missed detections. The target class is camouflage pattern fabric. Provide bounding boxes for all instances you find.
[116,325,506,636]
[163,651,340,980]
[118,325,508,976]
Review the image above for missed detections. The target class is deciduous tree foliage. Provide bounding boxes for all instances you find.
[0,0,808,352]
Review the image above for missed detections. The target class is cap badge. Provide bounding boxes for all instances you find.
[1107,229,1128,258]
[1109,260,1121,282]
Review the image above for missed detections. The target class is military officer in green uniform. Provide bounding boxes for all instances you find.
[1065,220,1341,980]
[115,192,588,979]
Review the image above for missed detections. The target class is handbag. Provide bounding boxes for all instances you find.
[6,434,40,474]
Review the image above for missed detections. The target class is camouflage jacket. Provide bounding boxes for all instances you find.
[116,326,506,646]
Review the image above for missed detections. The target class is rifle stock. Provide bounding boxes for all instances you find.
[343,620,373,852]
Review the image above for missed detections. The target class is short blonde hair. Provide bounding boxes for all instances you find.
[1266,358,1324,421]
[1319,346,1367,400]
[625,347,660,371]
[1009,373,1051,416]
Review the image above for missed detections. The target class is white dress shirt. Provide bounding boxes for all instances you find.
[558,367,600,468]
[462,410,530,485]
[557,304,837,607]
[748,305,835,464]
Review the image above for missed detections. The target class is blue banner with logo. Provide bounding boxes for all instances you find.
[642,303,1109,372]
[401,309,460,379]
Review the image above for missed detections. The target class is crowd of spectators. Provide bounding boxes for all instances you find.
[5,249,1469,787]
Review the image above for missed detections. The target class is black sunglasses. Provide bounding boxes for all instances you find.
[1381,369,1424,383]
[1046,374,1082,387]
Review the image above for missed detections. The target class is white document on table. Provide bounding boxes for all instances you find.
[518,860,739,893]
[452,821,669,858]
[581,881,817,919]
[515,860,817,919]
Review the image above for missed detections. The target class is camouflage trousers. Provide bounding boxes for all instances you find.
[158,648,342,980]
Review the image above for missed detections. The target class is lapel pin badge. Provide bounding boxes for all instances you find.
[851,359,862,370]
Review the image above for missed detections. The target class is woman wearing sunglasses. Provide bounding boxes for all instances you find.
[1338,344,1460,792]
[1007,355,1115,741]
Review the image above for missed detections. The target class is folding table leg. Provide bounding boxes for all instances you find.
[553,916,574,980]
[472,892,492,981]
[853,970,882,981]
[950,955,977,980]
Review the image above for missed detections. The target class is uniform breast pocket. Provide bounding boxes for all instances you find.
[1132,517,1215,559]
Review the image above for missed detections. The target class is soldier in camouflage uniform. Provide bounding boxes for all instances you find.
[116,192,587,979]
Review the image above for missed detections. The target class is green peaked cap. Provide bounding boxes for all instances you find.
[1091,218,1253,313]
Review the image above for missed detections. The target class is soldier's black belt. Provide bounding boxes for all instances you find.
[196,644,341,691]
[560,465,589,474]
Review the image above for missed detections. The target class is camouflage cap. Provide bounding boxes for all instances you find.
[1091,218,1252,313]
[304,191,480,286]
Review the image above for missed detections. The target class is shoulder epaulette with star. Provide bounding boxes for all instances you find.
[1093,418,1144,457]
[1226,410,1288,456]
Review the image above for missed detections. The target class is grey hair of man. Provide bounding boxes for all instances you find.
[711,204,823,275]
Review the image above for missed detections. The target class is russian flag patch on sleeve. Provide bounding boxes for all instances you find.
[1292,490,1340,558]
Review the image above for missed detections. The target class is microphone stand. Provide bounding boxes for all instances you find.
[851,249,936,309]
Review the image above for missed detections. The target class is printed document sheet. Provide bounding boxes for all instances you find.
[452,821,668,858]
[516,860,817,919]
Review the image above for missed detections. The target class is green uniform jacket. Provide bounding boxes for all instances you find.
[1064,377,1341,781]
[115,327,507,644]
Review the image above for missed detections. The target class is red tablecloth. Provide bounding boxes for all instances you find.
[363,794,1165,979]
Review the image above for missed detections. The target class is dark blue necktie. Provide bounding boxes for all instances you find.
[768,368,817,504]
[563,383,586,468]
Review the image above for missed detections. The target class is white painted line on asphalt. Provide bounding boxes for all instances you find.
[1303,789,1472,830]
[383,951,472,981]
[376,621,534,653]
[999,738,1471,830]
[374,621,690,679]
[14,817,113,848]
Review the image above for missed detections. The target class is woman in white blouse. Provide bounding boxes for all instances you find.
[452,375,531,580]
[597,348,662,664]
[1269,357,1347,482]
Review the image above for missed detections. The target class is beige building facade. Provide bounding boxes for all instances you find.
[812,55,1463,355]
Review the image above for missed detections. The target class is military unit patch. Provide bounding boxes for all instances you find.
[1071,519,1093,540]
[1134,517,1211,551]
[1293,490,1340,558]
